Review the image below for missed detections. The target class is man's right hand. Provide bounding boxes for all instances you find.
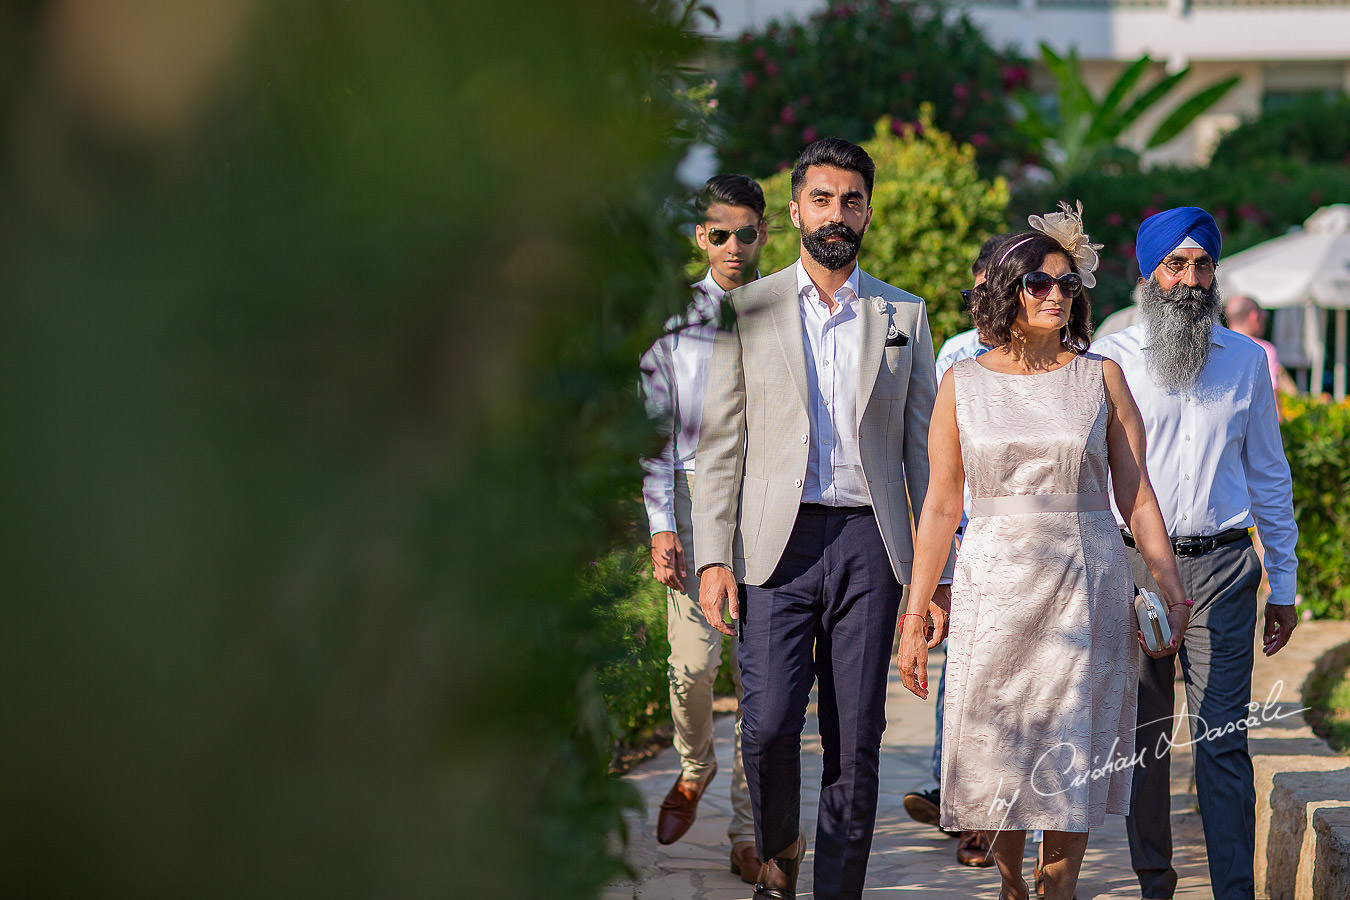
[650,531,685,592]
[698,564,739,636]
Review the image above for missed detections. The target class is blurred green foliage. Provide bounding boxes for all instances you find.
[1013,161,1350,317]
[0,1,704,897]
[1010,43,1238,183]
[756,111,1010,347]
[712,0,1031,179]
[1210,93,1350,169]
[1279,396,1350,620]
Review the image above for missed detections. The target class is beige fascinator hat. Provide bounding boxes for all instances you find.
[1027,200,1104,289]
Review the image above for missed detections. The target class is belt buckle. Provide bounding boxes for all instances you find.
[1174,537,1203,557]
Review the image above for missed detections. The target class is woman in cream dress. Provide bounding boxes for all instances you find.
[896,207,1191,900]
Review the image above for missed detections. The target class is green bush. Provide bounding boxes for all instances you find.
[756,111,1010,347]
[1210,93,1350,169]
[591,539,673,743]
[1012,161,1350,316]
[0,1,701,897]
[1280,396,1350,620]
[592,530,739,752]
[713,0,1031,179]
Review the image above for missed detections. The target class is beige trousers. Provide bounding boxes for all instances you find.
[667,471,754,843]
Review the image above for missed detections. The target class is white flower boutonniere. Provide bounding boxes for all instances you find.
[871,295,903,341]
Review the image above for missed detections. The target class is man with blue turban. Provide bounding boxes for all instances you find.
[1094,207,1299,900]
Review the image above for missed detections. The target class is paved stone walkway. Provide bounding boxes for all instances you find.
[604,644,1214,900]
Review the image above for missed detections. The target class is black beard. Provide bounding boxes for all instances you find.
[801,222,862,271]
[1138,277,1222,392]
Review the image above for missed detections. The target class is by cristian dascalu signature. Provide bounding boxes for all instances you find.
[983,679,1306,827]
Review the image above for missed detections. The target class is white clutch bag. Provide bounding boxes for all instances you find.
[1134,588,1172,652]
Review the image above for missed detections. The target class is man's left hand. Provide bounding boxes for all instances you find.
[926,584,951,646]
[1262,602,1298,656]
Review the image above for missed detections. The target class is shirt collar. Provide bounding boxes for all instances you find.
[794,259,861,306]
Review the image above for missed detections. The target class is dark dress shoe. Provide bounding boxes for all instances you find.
[956,830,994,867]
[730,841,762,885]
[753,833,804,899]
[655,773,713,844]
[903,787,960,836]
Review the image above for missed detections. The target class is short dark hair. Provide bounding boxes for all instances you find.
[969,232,1093,353]
[973,232,1017,278]
[695,174,766,220]
[789,137,875,202]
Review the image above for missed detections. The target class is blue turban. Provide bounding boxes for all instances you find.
[1135,207,1222,277]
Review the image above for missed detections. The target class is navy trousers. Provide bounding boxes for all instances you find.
[1124,539,1262,900]
[738,504,903,900]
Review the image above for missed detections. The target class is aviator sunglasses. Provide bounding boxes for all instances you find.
[1021,271,1082,299]
[706,226,759,246]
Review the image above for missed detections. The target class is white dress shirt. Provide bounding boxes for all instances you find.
[935,327,987,381]
[796,260,871,506]
[1093,323,1299,604]
[639,271,723,535]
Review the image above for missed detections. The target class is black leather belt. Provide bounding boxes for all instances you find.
[1120,527,1250,557]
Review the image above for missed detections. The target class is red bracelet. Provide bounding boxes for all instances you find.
[1168,597,1195,609]
[900,612,927,624]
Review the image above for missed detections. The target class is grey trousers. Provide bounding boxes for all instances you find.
[666,471,754,843]
[1124,538,1262,900]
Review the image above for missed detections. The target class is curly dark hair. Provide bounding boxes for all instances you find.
[968,232,1093,353]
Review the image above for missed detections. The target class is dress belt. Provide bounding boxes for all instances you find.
[967,492,1111,518]
[1120,527,1250,557]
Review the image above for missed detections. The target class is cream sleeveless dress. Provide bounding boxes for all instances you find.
[939,353,1138,832]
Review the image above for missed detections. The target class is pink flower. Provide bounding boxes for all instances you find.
[1001,65,1029,92]
[802,126,819,143]
[953,83,970,101]
[780,105,796,125]
[1141,206,1162,220]
[776,160,791,172]
[742,72,758,91]
[971,132,989,148]
[891,119,908,136]
[765,60,780,79]
[754,47,767,63]
[899,70,915,84]
[1106,212,1123,227]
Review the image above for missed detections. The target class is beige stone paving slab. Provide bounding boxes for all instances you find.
[612,646,1211,898]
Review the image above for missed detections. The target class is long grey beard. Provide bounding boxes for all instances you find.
[1138,277,1222,392]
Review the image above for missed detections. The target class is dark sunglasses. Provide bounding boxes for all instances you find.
[706,226,759,246]
[1021,271,1082,299]
[960,289,973,303]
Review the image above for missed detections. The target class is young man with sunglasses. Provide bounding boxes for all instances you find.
[1092,207,1299,900]
[640,173,768,885]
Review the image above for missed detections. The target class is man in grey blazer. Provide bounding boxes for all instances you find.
[693,137,954,900]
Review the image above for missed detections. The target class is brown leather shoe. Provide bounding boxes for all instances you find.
[753,833,804,899]
[956,830,994,867]
[655,773,713,845]
[730,841,762,885]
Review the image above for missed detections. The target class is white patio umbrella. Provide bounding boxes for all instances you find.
[1220,204,1350,400]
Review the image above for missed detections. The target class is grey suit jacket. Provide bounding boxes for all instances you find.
[693,265,956,586]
